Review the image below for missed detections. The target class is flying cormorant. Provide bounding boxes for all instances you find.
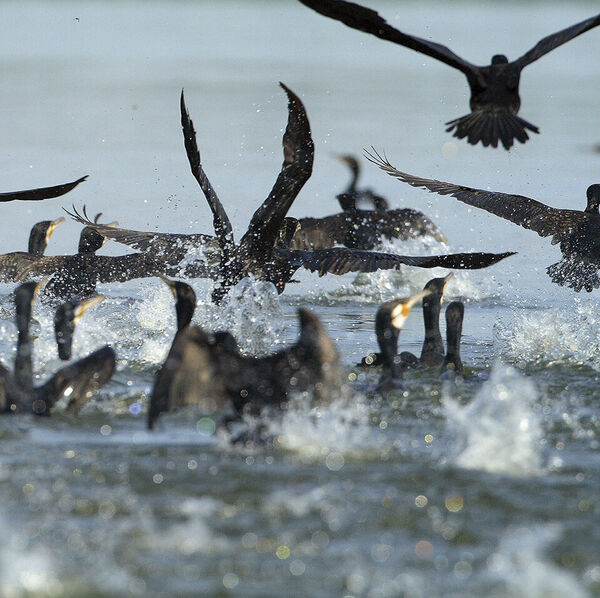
[297,0,600,149]
[367,148,600,291]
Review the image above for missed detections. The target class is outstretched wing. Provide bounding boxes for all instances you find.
[283,247,515,276]
[181,91,235,265]
[365,148,590,243]
[298,0,477,75]
[515,13,600,70]
[239,83,314,257]
[0,175,87,202]
[66,206,219,265]
[36,346,116,414]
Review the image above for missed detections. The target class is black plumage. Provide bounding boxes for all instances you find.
[298,0,600,149]
[367,149,600,292]
[0,281,115,415]
[0,175,87,202]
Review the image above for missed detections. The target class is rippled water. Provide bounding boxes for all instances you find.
[1,1,599,596]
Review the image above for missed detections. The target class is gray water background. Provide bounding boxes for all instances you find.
[0,1,599,596]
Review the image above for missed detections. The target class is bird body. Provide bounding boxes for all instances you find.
[298,0,600,149]
[367,149,600,291]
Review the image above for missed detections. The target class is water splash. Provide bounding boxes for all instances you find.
[443,363,543,475]
[325,236,494,303]
[487,525,590,598]
[268,393,387,462]
[495,300,600,369]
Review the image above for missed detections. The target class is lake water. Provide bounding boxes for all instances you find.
[0,1,599,596]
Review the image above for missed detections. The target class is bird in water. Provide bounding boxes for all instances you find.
[67,87,512,295]
[360,274,452,369]
[290,154,447,250]
[368,289,432,391]
[0,217,65,282]
[367,148,600,292]
[0,175,87,202]
[148,276,341,429]
[441,301,464,380]
[0,281,115,415]
[297,0,600,149]
[399,274,453,368]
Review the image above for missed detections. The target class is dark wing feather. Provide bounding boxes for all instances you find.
[65,206,219,264]
[36,346,115,414]
[298,0,477,75]
[515,13,600,70]
[284,248,515,276]
[239,83,314,256]
[180,91,235,264]
[0,175,87,202]
[365,148,589,242]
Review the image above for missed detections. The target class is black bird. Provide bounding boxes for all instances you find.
[290,156,448,250]
[68,87,513,298]
[370,289,431,390]
[0,281,115,415]
[367,149,600,292]
[0,217,65,282]
[0,175,87,202]
[148,276,341,429]
[54,295,105,360]
[297,0,600,149]
[399,274,453,368]
[184,84,516,302]
[360,274,452,370]
[441,301,464,379]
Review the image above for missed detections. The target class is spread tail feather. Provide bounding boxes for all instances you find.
[445,111,539,150]
[546,258,600,292]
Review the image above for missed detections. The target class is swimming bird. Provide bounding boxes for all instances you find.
[367,149,600,291]
[399,274,453,368]
[0,281,115,415]
[0,175,87,202]
[148,276,341,429]
[371,289,432,390]
[336,154,389,211]
[54,295,106,360]
[441,301,464,378]
[297,0,600,149]
[0,217,65,282]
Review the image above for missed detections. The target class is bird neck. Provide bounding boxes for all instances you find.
[376,311,400,374]
[421,298,444,358]
[15,303,34,389]
[442,323,463,375]
[28,229,47,257]
[346,162,359,193]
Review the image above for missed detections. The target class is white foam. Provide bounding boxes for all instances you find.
[325,236,494,303]
[495,300,600,369]
[443,363,543,475]
[487,525,590,598]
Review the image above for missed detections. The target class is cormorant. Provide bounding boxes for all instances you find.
[0,217,65,282]
[359,274,452,369]
[69,86,514,303]
[0,175,87,202]
[290,155,447,250]
[371,289,432,391]
[148,276,341,429]
[54,295,105,360]
[0,281,115,415]
[441,301,464,378]
[399,274,453,368]
[367,149,600,291]
[181,84,514,302]
[297,0,600,149]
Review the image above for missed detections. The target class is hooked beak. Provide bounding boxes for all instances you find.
[158,274,177,297]
[390,288,433,329]
[45,216,65,244]
[442,272,454,293]
[73,295,105,325]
